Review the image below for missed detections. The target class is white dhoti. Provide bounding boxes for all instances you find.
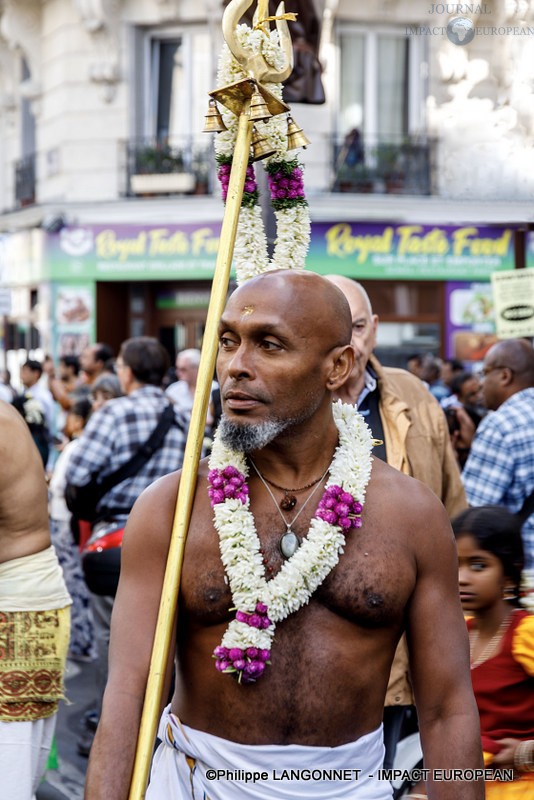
[147,705,393,799]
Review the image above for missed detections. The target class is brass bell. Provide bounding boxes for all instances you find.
[249,87,272,122]
[250,126,276,162]
[286,116,310,150]
[202,99,227,133]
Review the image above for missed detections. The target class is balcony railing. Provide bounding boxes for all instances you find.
[15,154,36,207]
[125,137,213,197]
[332,135,435,195]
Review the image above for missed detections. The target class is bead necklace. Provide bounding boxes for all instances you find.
[260,471,325,511]
[469,610,514,669]
[249,458,330,559]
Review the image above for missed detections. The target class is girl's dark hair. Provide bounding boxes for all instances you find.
[452,505,524,595]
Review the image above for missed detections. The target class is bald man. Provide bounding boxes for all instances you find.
[85,271,482,800]
[462,338,534,569]
[326,275,467,766]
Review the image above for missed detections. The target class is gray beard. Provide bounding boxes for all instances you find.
[218,415,290,453]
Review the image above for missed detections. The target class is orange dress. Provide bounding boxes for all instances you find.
[469,611,534,799]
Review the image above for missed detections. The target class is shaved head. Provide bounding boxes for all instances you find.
[216,270,355,451]
[228,270,353,350]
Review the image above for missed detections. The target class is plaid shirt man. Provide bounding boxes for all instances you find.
[66,385,186,523]
[462,387,534,570]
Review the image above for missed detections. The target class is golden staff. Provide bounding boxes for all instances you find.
[128,2,293,796]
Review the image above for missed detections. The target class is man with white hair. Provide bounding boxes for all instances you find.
[166,348,217,427]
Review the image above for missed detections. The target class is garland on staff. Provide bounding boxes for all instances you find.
[214,23,311,284]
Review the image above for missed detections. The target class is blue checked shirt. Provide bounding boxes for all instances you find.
[65,385,186,523]
[462,388,534,569]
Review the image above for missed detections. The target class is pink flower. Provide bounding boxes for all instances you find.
[229,647,244,661]
[255,602,268,614]
[276,189,287,199]
[244,181,256,193]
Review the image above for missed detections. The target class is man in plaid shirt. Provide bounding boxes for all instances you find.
[65,336,186,753]
[462,338,534,569]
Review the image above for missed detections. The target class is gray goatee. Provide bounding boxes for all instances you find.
[218,415,291,453]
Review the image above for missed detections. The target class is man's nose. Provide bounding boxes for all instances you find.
[227,343,254,379]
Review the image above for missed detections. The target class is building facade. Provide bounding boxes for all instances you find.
[1,0,533,375]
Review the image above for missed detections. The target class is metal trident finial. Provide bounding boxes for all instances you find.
[222,0,294,84]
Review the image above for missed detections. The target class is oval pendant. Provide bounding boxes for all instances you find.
[279,530,301,559]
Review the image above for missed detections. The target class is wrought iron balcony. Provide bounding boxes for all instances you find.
[125,137,213,197]
[332,135,435,195]
[15,154,36,208]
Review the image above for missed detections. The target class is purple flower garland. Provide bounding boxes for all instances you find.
[216,156,308,213]
[208,466,363,684]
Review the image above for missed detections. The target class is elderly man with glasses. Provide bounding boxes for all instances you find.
[462,338,534,570]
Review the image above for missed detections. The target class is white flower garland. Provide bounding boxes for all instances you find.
[209,402,373,681]
[215,23,311,284]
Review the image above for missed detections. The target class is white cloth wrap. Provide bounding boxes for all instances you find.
[147,704,392,799]
[0,546,71,611]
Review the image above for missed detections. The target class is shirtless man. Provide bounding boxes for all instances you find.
[85,271,483,800]
[0,401,71,799]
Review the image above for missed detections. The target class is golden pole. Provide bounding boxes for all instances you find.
[128,112,254,799]
[128,1,294,793]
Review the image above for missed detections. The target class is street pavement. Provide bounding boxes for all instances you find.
[37,657,98,799]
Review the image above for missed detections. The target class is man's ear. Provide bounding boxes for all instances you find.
[326,345,355,391]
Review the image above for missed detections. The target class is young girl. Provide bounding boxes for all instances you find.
[452,505,534,798]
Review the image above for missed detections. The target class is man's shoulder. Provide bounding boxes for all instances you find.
[375,361,439,407]
[131,458,209,521]
[370,454,438,503]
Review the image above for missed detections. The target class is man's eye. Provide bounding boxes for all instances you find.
[471,561,486,572]
[260,340,281,351]
[219,336,237,348]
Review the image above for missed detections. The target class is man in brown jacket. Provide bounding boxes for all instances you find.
[327,275,467,767]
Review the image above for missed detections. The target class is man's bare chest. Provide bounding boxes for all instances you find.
[180,505,413,631]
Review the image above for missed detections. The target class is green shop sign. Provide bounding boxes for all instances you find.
[46,223,223,281]
[308,223,516,280]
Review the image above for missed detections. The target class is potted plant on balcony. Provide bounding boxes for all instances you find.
[130,143,196,195]
[335,163,374,193]
[376,143,405,194]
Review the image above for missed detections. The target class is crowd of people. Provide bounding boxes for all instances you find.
[0,273,533,800]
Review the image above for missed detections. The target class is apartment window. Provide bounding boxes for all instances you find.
[338,27,425,141]
[140,29,212,143]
